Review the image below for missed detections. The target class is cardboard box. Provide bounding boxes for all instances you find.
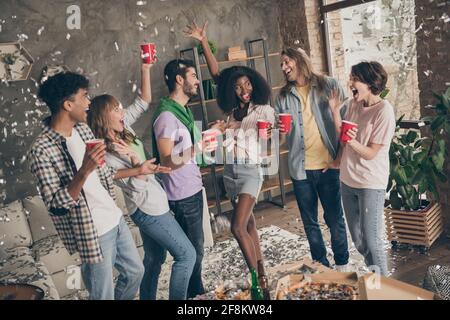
[228,46,242,53]
[275,272,359,300]
[228,50,247,61]
[268,257,333,275]
[358,274,438,300]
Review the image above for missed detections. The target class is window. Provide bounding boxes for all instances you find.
[322,0,420,119]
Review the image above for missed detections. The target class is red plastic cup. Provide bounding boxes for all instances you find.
[278,113,292,134]
[202,129,218,143]
[340,120,358,143]
[85,139,105,165]
[257,120,271,140]
[140,43,156,64]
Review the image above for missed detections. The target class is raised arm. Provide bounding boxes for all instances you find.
[140,63,152,103]
[184,21,220,82]
[328,89,347,136]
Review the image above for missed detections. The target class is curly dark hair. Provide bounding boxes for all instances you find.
[216,66,271,114]
[351,61,387,95]
[38,72,89,115]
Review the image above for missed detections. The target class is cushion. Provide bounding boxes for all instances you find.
[0,247,59,300]
[22,196,58,242]
[32,235,81,274]
[51,267,86,299]
[0,201,33,250]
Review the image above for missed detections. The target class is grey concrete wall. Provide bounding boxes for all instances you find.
[0,0,283,203]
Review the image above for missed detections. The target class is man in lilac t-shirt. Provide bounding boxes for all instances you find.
[153,112,203,200]
[152,59,205,298]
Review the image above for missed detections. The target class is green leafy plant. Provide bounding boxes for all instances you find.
[1,52,19,65]
[197,40,217,56]
[387,87,450,211]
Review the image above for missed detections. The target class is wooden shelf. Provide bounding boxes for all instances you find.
[199,52,280,68]
[208,197,231,209]
[201,164,224,176]
[261,177,292,193]
[207,177,292,209]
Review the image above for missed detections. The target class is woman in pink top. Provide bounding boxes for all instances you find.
[327,61,396,276]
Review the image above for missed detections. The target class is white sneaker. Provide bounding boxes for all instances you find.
[335,264,350,272]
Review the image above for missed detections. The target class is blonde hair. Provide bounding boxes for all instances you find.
[280,47,327,97]
[88,94,138,151]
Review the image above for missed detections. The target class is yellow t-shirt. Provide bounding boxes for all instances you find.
[296,85,332,170]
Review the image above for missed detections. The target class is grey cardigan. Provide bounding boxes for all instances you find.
[105,96,170,216]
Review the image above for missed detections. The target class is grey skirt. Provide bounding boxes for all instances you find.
[223,164,263,202]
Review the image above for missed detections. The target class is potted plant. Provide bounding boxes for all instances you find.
[385,87,450,249]
[1,52,19,80]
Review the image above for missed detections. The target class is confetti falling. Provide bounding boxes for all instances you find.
[114,41,120,51]
[37,26,45,36]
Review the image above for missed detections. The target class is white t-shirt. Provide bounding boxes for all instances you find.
[66,129,122,236]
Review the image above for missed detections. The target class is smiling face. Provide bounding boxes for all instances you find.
[281,54,307,87]
[349,74,372,103]
[182,67,200,98]
[66,88,91,123]
[234,76,253,104]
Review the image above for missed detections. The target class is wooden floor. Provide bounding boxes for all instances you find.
[213,192,450,288]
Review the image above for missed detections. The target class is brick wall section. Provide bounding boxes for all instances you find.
[415,0,450,233]
[277,0,327,74]
[277,0,310,53]
[304,0,327,73]
[325,6,346,83]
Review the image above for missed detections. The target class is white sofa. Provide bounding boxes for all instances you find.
[0,187,213,299]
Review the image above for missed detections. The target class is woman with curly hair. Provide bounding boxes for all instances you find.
[185,21,274,300]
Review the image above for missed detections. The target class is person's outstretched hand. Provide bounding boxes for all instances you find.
[183,21,208,42]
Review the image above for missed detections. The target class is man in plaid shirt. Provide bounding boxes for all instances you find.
[28,72,152,300]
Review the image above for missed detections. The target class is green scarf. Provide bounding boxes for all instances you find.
[151,97,205,167]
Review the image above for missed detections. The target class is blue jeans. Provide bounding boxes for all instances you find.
[130,209,196,300]
[341,183,388,276]
[168,190,205,299]
[292,169,349,267]
[80,217,144,300]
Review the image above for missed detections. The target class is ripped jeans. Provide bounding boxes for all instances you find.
[341,182,388,276]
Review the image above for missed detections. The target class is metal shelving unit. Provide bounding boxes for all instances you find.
[180,38,289,217]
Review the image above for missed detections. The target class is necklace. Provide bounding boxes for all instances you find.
[364,99,382,108]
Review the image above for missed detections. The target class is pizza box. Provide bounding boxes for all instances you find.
[268,257,333,275]
[358,273,439,300]
[275,272,359,300]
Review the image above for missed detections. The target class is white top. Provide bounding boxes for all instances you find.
[225,103,275,164]
[66,129,123,236]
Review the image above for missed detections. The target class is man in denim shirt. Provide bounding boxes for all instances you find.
[275,48,349,270]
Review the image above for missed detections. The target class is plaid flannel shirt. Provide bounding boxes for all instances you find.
[28,118,118,264]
